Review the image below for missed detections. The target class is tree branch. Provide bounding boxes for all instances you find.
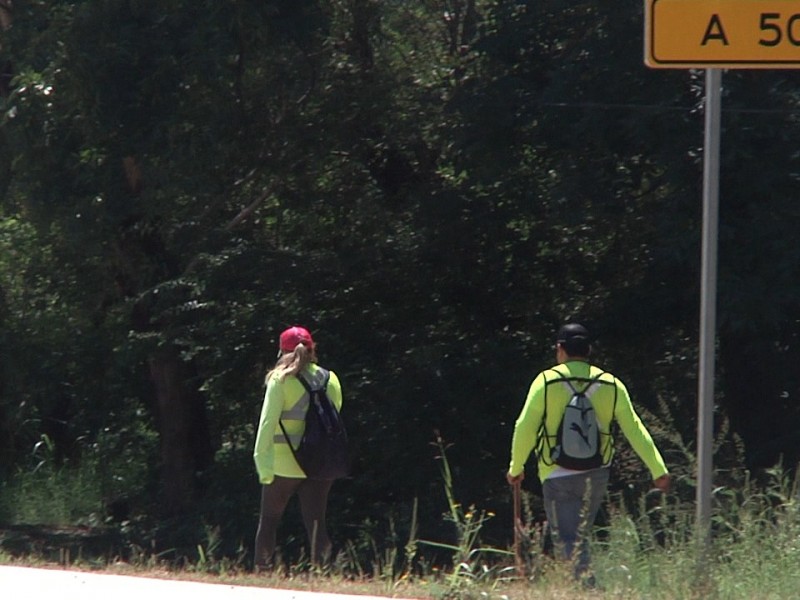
[225,184,274,231]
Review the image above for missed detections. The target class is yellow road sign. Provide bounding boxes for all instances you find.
[645,0,800,68]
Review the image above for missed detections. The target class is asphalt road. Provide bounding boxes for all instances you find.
[0,566,412,600]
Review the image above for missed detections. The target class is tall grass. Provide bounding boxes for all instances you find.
[590,467,800,599]
[3,436,800,599]
[403,443,800,599]
[410,433,514,598]
[0,435,106,526]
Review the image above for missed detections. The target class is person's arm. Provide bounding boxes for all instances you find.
[327,370,343,412]
[613,380,669,483]
[253,376,285,485]
[507,372,547,482]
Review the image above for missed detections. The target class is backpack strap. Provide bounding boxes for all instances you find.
[296,367,330,393]
[604,374,619,459]
[536,368,563,466]
[561,370,606,398]
[279,417,300,452]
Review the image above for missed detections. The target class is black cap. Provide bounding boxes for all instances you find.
[556,323,591,356]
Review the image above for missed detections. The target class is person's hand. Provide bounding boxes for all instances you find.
[653,474,671,493]
[507,471,524,486]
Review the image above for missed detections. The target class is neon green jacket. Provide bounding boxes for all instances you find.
[253,364,343,484]
[509,360,668,483]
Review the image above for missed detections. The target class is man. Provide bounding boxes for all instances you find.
[507,323,670,580]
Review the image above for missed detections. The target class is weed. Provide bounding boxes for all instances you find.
[417,433,513,598]
[5,433,800,599]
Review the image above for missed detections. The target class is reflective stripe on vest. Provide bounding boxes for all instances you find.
[280,394,310,421]
[274,432,303,445]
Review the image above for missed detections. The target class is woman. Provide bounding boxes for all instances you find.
[253,326,343,569]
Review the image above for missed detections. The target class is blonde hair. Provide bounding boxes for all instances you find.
[265,343,317,384]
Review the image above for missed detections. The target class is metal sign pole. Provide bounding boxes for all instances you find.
[697,67,721,542]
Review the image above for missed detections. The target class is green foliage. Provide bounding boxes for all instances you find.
[1,0,800,579]
[593,468,800,599]
[0,432,153,526]
[0,436,100,525]
[3,438,800,600]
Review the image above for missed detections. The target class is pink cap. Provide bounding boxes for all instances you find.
[279,326,315,353]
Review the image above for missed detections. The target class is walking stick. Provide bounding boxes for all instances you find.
[512,479,524,577]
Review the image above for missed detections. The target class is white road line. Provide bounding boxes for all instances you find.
[0,566,416,600]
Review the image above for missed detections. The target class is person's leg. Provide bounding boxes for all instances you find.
[542,469,609,578]
[574,468,610,578]
[254,477,302,569]
[543,475,585,562]
[296,478,334,565]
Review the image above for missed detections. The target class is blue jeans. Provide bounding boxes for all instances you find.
[542,468,610,577]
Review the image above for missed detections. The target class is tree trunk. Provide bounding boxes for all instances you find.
[148,346,212,516]
[718,332,800,471]
[0,0,12,31]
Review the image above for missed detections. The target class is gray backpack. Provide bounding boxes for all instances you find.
[539,371,616,470]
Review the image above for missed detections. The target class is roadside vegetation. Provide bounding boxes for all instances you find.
[2,442,799,599]
[3,2,800,599]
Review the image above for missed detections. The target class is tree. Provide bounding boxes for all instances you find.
[1,0,799,562]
